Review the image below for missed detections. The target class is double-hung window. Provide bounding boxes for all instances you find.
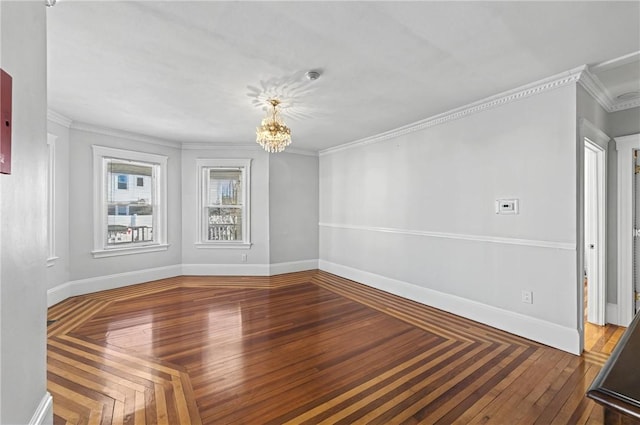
[196,158,251,248]
[92,146,168,258]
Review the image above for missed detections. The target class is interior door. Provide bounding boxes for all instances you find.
[585,145,601,324]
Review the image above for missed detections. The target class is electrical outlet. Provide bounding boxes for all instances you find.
[241,253,247,263]
[521,290,533,304]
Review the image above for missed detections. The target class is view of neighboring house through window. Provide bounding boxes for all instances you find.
[107,160,154,245]
[196,158,251,248]
[207,168,243,241]
[92,145,168,258]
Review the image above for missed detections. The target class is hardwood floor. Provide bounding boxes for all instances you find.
[48,271,620,424]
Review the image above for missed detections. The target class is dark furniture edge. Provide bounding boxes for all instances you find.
[587,310,640,420]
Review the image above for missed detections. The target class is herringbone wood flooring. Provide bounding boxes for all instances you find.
[48,271,616,424]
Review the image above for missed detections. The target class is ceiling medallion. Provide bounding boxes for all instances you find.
[256,99,292,153]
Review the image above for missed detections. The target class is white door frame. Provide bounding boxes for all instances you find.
[616,133,640,326]
[577,119,609,339]
[584,138,606,325]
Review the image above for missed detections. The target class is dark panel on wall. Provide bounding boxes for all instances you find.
[1,68,13,174]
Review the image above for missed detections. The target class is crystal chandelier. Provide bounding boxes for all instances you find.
[256,99,291,153]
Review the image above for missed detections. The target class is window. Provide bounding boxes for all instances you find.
[196,158,251,248]
[117,174,128,190]
[92,146,168,258]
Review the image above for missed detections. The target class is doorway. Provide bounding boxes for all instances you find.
[615,133,640,326]
[584,138,606,326]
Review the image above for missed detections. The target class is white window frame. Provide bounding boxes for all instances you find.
[92,145,169,258]
[195,158,252,249]
[46,133,59,267]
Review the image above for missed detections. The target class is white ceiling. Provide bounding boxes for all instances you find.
[47,1,640,152]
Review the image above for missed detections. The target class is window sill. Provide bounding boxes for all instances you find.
[92,243,170,258]
[195,242,252,249]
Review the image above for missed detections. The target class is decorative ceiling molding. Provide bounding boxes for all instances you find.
[590,51,640,74]
[181,142,260,151]
[70,122,182,149]
[578,51,640,113]
[578,67,640,113]
[281,147,318,157]
[180,142,318,156]
[53,117,318,155]
[320,66,586,157]
[47,109,73,128]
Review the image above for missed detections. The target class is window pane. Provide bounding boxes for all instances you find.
[117,175,128,190]
[208,169,242,206]
[207,207,242,241]
[106,159,154,246]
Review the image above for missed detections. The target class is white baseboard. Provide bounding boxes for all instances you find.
[270,259,318,275]
[319,260,581,355]
[48,261,319,306]
[182,260,318,276]
[29,392,53,425]
[182,263,270,276]
[47,265,182,307]
[606,302,619,325]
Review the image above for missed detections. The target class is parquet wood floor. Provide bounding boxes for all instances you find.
[47,270,619,424]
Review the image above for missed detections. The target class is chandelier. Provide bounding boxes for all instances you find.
[256,99,291,153]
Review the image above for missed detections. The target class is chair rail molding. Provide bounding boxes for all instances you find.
[319,222,575,250]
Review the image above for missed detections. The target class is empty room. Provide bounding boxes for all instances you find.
[1,1,640,424]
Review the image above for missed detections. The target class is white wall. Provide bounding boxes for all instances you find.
[67,128,182,281]
[269,152,319,265]
[181,147,270,271]
[46,120,70,291]
[609,106,640,138]
[320,84,579,352]
[47,136,319,300]
[0,2,51,424]
[577,85,609,134]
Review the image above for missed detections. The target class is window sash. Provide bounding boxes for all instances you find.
[196,159,251,247]
[92,146,168,258]
[105,158,156,247]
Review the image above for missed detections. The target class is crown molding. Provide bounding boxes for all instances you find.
[590,51,640,73]
[47,109,73,128]
[578,53,640,113]
[279,147,318,157]
[609,97,640,112]
[577,69,615,111]
[181,142,261,151]
[181,142,317,156]
[320,66,585,156]
[70,122,182,149]
[582,69,640,112]
[60,120,317,155]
